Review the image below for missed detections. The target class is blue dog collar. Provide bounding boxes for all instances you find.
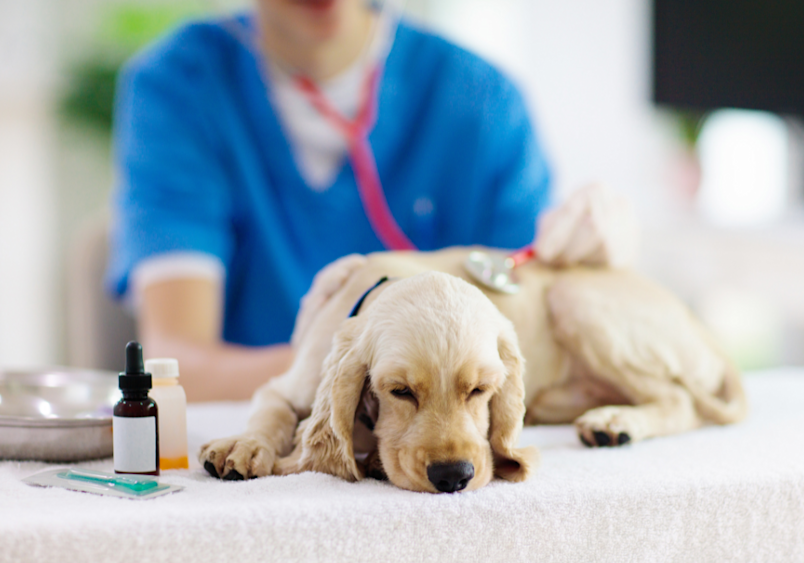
[348,276,391,318]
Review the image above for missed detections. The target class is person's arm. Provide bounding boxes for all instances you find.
[105,31,294,402]
[138,277,294,402]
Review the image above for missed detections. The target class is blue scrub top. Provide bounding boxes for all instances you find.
[107,15,552,347]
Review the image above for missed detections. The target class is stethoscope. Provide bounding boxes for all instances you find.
[229,3,538,292]
[299,69,538,294]
[225,1,415,252]
[294,64,416,251]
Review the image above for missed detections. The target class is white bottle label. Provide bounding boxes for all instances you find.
[113,416,157,473]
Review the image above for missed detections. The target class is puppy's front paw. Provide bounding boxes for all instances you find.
[199,435,276,480]
[575,406,637,448]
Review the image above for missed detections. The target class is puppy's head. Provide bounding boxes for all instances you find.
[295,271,539,493]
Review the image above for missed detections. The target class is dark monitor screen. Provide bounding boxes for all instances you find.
[653,0,804,116]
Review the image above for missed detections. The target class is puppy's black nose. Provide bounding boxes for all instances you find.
[427,461,474,493]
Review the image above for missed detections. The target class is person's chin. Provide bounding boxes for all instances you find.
[291,0,345,22]
[292,0,339,12]
[291,0,346,38]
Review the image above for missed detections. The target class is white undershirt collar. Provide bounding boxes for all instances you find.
[265,14,392,191]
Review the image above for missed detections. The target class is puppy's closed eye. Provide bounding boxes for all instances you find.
[468,387,486,400]
[390,387,418,407]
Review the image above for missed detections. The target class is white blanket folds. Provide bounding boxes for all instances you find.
[2,369,803,563]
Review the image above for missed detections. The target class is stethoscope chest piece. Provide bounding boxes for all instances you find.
[463,250,522,294]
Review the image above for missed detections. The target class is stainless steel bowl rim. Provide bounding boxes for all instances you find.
[0,367,118,461]
[0,367,118,428]
[0,415,111,428]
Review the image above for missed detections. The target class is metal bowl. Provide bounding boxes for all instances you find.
[0,367,120,462]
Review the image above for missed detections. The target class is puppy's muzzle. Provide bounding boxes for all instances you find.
[427,461,474,493]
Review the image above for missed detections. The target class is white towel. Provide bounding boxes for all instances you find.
[2,369,803,563]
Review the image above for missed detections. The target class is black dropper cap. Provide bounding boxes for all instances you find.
[118,341,152,391]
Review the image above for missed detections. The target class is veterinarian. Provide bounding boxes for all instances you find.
[106,0,634,401]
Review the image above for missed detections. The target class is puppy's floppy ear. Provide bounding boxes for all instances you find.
[292,317,369,481]
[490,324,540,482]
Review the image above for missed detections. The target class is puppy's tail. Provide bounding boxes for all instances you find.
[291,254,368,347]
[685,360,749,425]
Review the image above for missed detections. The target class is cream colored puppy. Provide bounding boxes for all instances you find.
[199,186,747,492]
[200,248,747,492]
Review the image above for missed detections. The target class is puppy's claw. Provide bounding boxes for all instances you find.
[579,434,594,448]
[617,432,631,445]
[593,431,611,447]
[199,435,277,480]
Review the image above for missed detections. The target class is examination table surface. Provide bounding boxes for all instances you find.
[2,368,803,563]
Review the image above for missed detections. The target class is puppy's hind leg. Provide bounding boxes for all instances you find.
[574,381,701,447]
[547,271,724,447]
[525,371,628,425]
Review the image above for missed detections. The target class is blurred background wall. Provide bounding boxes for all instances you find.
[1,0,802,371]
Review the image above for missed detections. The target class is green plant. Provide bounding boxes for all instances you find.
[60,2,209,131]
[675,110,707,149]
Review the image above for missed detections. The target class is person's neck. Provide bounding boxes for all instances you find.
[260,10,375,82]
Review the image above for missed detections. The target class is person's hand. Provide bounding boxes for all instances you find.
[534,183,639,268]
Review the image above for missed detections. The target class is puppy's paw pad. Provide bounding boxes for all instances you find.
[199,435,276,480]
[203,460,220,478]
[575,406,637,448]
[222,469,245,481]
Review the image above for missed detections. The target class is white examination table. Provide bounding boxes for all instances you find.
[2,369,803,563]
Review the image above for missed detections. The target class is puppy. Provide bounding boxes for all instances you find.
[200,247,747,493]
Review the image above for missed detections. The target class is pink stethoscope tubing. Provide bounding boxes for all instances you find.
[295,66,417,251]
[295,67,538,270]
[504,246,537,268]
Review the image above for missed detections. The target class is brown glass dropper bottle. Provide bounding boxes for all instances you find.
[113,341,160,476]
